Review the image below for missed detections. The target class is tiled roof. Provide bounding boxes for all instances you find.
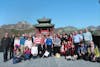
[35,23,54,27]
[37,18,51,22]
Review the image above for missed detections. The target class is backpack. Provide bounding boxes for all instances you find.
[94,46,100,57]
[89,53,96,62]
[96,57,100,63]
[83,53,90,61]
[46,38,52,46]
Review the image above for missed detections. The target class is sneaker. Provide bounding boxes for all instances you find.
[66,56,71,60]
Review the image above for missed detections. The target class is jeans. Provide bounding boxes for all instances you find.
[24,54,30,60]
[13,57,21,64]
[47,45,52,56]
[38,45,43,57]
[74,43,80,55]
[33,56,37,59]
[9,47,14,59]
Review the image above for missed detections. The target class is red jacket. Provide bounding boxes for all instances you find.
[64,43,72,50]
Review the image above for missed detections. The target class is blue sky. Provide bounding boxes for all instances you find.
[0,0,100,28]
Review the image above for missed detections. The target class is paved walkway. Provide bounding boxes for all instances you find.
[0,53,100,67]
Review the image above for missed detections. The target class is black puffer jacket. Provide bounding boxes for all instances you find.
[1,37,11,49]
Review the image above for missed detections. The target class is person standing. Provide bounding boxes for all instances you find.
[14,36,20,48]
[24,36,32,49]
[1,33,11,62]
[53,34,61,55]
[73,31,81,55]
[9,34,15,59]
[45,35,53,56]
[83,28,93,46]
[20,34,26,54]
[79,30,84,42]
[41,35,46,55]
[34,34,42,57]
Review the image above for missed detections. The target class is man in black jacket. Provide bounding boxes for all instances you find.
[1,33,11,62]
[9,34,15,59]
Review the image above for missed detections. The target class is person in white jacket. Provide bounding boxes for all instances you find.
[24,36,32,49]
[14,36,20,47]
[31,45,38,59]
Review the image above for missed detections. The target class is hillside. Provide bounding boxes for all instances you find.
[0,22,100,37]
[54,26,78,34]
[0,21,34,39]
[1,21,33,30]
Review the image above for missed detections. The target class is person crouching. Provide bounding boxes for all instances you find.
[77,41,87,59]
[13,47,22,64]
[65,41,78,60]
[23,46,31,60]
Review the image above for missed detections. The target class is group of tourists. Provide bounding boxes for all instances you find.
[1,28,100,64]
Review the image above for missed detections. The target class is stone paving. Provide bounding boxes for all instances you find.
[0,52,100,67]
